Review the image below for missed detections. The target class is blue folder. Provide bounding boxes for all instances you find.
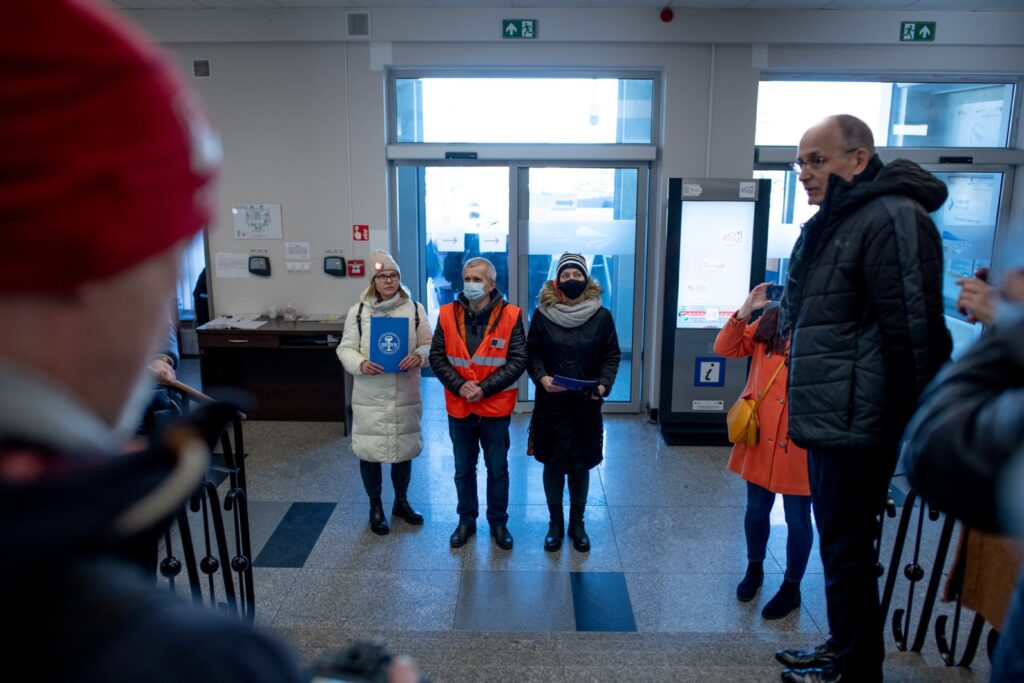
[553,375,599,391]
[369,316,408,373]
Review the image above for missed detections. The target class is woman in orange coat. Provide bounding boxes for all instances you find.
[714,282,811,620]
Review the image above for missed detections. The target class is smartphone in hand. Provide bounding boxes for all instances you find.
[765,284,785,301]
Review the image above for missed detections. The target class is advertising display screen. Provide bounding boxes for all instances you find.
[676,201,755,329]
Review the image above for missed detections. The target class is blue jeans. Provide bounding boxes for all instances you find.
[745,481,813,583]
[449,414,511,525]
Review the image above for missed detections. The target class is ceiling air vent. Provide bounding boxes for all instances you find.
[346,11,370,39]
[192,59,211,79]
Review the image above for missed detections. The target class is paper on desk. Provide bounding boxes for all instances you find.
[204,316,268,330]
[231,319,268,329]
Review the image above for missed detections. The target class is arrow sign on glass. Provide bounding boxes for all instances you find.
[502,19,537,39]
[900,21,936,42]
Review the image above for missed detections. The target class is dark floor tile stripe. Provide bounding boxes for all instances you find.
[570,571,637,632]
[255,502,335,568]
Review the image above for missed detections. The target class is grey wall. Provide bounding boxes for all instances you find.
[131,6,1024,409]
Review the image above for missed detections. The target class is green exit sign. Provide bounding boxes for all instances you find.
[502,19,537,40]
[900,21,936,42]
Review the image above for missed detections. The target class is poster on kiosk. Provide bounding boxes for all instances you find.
[659,178,769,445]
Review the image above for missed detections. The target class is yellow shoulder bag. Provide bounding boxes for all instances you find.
[726,357,786,446]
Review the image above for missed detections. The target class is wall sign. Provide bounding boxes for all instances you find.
[693,356,726,387]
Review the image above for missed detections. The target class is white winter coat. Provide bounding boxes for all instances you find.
[337,287,432,463]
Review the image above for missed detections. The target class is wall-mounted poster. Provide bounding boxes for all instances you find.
[232,203,283,240]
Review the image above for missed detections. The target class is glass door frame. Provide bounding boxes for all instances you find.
[513,161,649,414]
[390,159,650,413]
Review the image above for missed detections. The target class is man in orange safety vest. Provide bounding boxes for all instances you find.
[429,257,527,550]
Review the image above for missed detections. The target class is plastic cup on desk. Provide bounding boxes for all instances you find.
[268,304,280,319]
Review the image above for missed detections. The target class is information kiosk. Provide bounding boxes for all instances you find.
[659,178,770,445]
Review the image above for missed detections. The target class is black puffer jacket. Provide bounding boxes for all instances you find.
[527,280,621,471]
[903,316,1024,533]
[782,156,952,450]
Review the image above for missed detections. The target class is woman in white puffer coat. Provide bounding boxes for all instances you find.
[337,250,432,536]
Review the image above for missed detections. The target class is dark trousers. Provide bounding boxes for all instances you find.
[745,482,813,583]
[358,459,412,500]
[449,414,511,525]
[808,444,899,682]
[542,463,589,510]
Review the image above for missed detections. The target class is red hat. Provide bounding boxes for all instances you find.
[0,0,221,293]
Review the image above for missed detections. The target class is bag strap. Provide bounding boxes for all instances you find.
[357,300,422,342]
[752,356,787,409]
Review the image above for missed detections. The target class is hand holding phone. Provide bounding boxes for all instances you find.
[765,284,785,301]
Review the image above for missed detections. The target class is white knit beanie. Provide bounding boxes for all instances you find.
[370,250,400,279]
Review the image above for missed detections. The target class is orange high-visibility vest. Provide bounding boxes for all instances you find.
[438,299,520,418]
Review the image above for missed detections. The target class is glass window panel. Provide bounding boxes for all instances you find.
[420,166,510,328]
[394,77,654,144]
[753,168,1003,358]
[756,80,1014,148]
[525,167,638,403]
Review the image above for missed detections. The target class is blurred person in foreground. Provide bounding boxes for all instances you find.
[0,3,419,681]
[903,245,1024,683]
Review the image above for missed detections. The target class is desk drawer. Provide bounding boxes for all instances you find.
[200,334,279,348]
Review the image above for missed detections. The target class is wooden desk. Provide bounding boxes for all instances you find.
[197,319,350,430]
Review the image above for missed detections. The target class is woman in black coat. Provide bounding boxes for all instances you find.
[527,253,620,552]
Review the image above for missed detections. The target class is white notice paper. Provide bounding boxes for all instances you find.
[285,241,311,260]
[232,203,283,240]
[215,252,250,278]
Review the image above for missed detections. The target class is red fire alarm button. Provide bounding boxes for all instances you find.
[352,224,369,241]
[347,259,365,277]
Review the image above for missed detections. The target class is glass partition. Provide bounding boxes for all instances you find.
[756,80,1015,148]
[524,167,640,403]
[753,167,1005,358]
[394,77,655,144]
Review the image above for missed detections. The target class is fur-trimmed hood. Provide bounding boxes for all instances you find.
[538,278,603,307]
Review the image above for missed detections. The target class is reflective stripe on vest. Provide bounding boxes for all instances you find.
[438,300,520,419]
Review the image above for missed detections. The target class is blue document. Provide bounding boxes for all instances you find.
[369,316,408,373]
[553,375,599,391]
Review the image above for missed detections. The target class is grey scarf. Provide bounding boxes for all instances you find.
[538,295,603,329]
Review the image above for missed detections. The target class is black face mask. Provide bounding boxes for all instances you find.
[559,279,587,300]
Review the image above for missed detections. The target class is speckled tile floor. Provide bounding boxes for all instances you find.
[170,359,993,682]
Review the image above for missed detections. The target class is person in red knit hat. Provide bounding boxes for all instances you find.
[0,3,418,682]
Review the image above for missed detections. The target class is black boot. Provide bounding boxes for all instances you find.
[567,504,590,552]
[762,578,801,619]
[736,560,763,602]
[392,497,424,525]
[368,497,389,536]
[544,505,564,552]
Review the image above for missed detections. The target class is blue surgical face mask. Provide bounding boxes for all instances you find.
[463,281,487,302]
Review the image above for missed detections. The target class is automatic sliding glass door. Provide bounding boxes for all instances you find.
[394,162,647,411]
[518,165,646,410]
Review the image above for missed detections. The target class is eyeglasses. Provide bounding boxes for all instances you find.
[792,148,860,173]
[374,273,399,282]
